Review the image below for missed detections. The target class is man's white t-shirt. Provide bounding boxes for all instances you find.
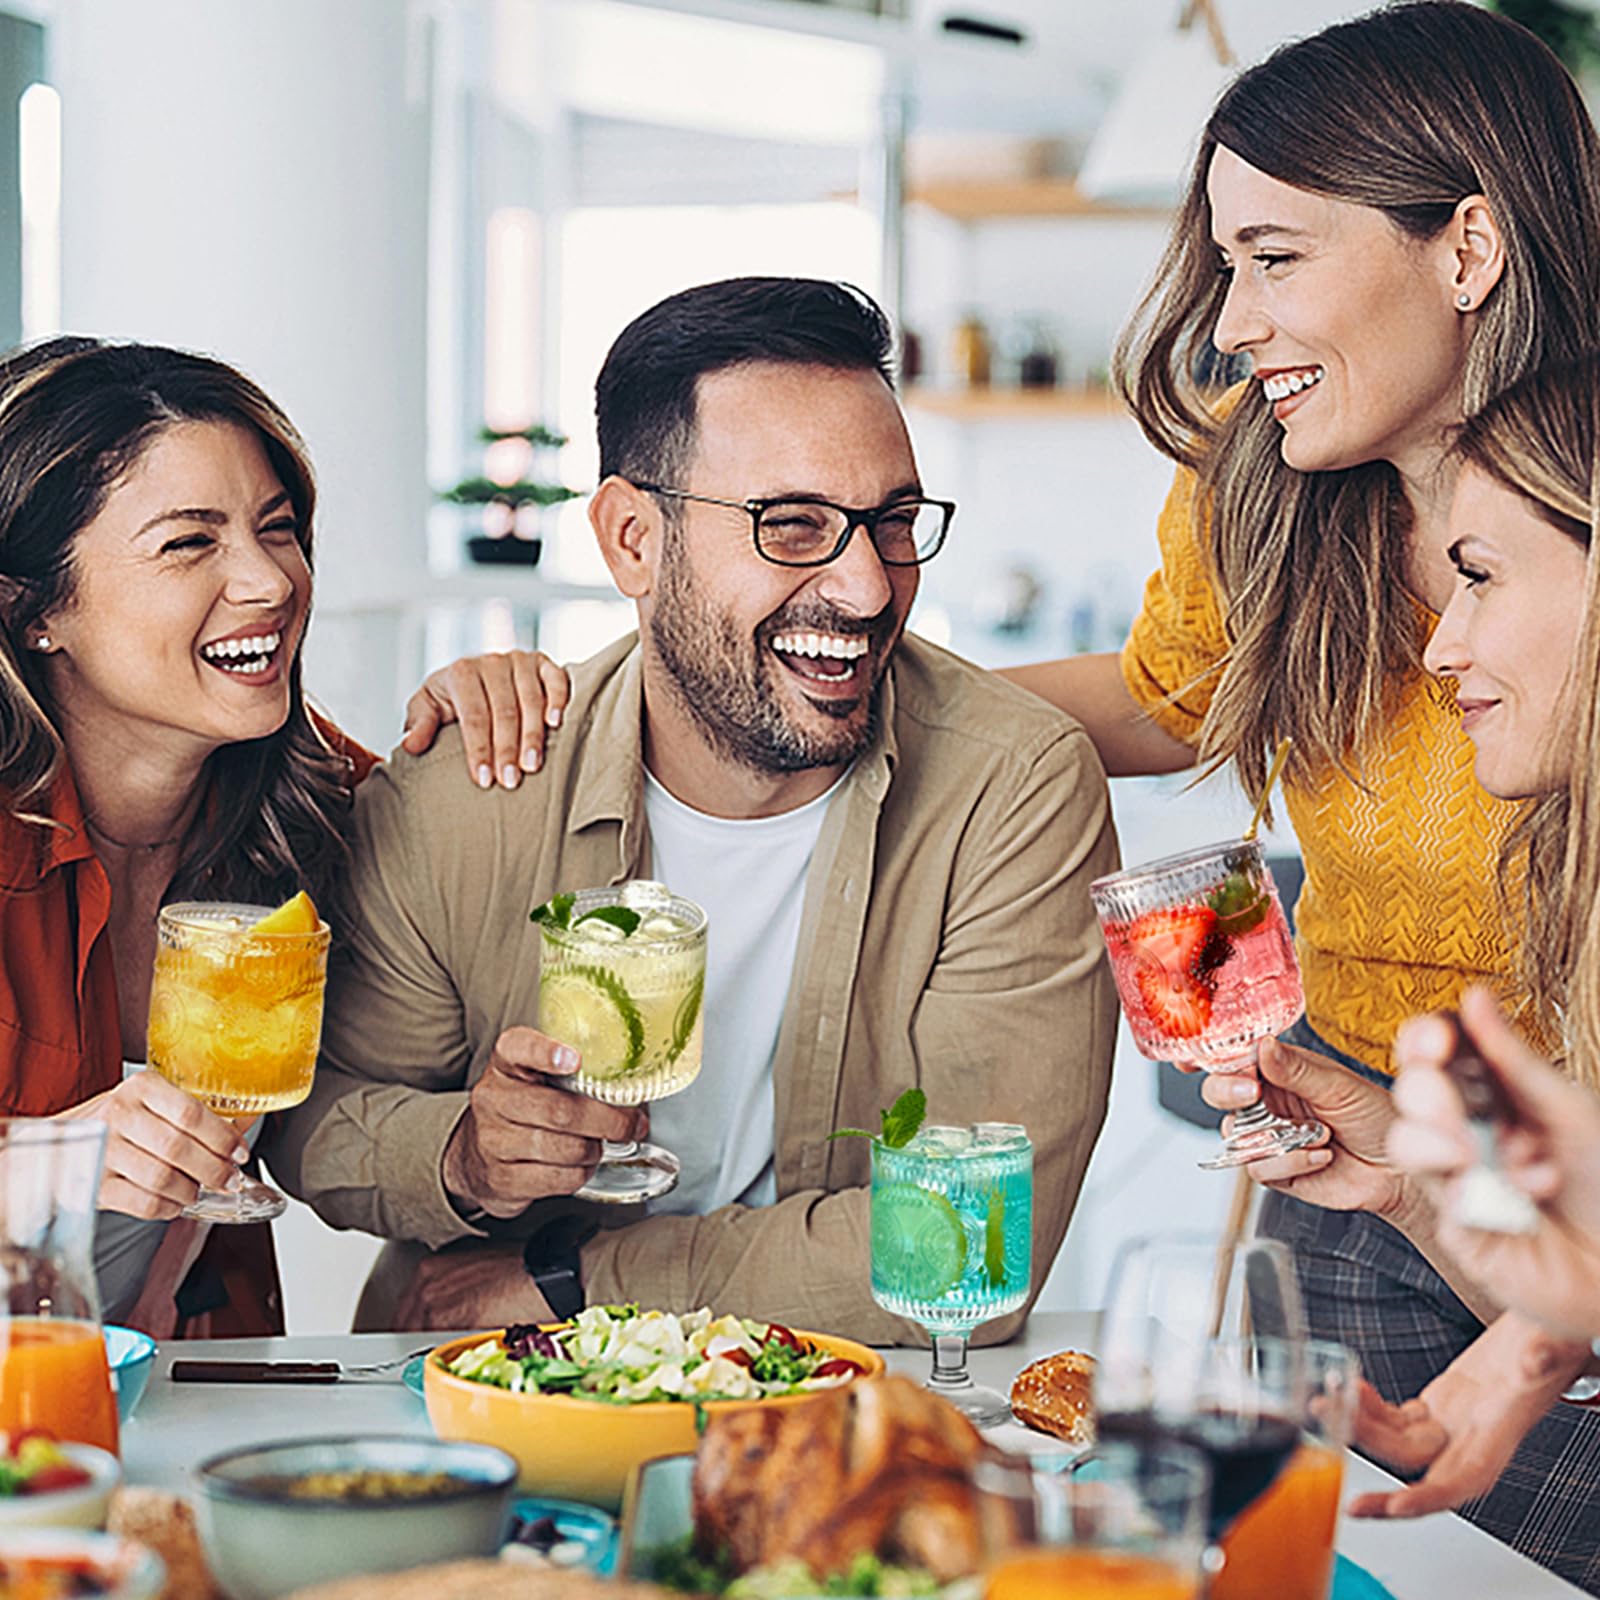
[641,767,843,1217]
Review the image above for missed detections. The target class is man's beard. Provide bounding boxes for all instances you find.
[648,551,892,776]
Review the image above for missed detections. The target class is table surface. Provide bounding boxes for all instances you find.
[122,1312,1583,1600]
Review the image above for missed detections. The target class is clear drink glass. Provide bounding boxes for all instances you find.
[536,880,707,1203]
[977,1442,1211,1600]
[147,900,331,1223]
[0,1120,119,1454]
[1090,839,1324,1169]
[869,1122,1032,1427]
[1212,1340,1360,1600]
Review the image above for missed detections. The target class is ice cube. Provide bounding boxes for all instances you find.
[620,879,672,910]
[972,1121,1028,1151]
[913,1124,973,1155]
[637,915,683,941]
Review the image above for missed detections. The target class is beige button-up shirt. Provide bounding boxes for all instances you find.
[267,633,1119,1343]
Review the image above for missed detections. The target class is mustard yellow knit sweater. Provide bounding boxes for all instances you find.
[1121,464,1520,1075]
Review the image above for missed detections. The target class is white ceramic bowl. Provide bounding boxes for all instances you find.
[195,1434,518,1600]
[0,1530,164,1598]
[0,1442,120,1529]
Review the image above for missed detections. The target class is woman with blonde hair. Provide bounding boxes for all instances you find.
[0,334,556,1337]
[1008,2,1600,1582]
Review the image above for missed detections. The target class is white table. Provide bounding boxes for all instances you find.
[122,1314,1584,1599]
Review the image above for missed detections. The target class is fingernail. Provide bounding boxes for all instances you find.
[501,764,520,789]
[232,1145,250,1164]
[477,764,493,789]
[553,1045,579,1071]
[521,748,541,773]
[546,707,563,728]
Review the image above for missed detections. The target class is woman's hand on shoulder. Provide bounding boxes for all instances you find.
[58,1075,248,1221]
[401,650,571,789]
[1202,1038,1410,1220]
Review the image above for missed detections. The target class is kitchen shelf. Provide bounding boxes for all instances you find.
[905,177,1170,223]
[904,385,1126,421]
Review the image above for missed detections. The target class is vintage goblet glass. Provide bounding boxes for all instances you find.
[869,1122,1032,1427]
[147,901,331,1223]
[1091,839,1324,1169]
[536,880,707,1203]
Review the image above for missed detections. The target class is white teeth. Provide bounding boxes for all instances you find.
[769,631,870,661]
[200,630,282,669]
[1261,367,1325,403]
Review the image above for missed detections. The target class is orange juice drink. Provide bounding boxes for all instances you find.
[1212,1442,1343,1600]
[0,1318,119,1455]
[147,896,329,1117]
[987,1548,1199,1600]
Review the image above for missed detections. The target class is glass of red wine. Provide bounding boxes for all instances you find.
[1094,1234,1307,1545]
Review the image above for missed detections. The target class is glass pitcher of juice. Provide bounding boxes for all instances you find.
[0,1120,119,1455]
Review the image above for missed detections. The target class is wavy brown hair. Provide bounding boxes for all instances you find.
[1115,1,1600,798]
[0,337,354,924]
[1452,356,1600,1086]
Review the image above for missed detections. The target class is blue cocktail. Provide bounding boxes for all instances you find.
[870,1121,1033,1425]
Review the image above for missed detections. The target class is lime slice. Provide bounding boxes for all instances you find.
[539,965,645,1079]
[872,1183,967,1301]
[984,1188,1006,1289]
[666,973,704,1065]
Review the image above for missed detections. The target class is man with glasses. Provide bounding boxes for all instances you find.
[268,277,1119,1337]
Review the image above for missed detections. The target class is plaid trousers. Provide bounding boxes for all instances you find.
[1260,1020,1600,1595]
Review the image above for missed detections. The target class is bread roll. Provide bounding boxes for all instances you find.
[1009,1350,1095,1445]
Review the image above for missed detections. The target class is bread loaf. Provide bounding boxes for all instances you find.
[1009,1350,1096,1445]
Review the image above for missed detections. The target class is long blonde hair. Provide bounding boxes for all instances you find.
[1452,358,1600,1086]
[1115,1,1600,799]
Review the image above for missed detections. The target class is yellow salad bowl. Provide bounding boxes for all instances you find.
[423,1325,885,1509]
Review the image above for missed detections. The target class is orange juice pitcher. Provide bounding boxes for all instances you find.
[0,1121,119,1455]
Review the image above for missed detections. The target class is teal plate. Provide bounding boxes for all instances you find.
[509,1496,619,1576]
[402,1354,427,1398]
[1332,1554,1398,1599]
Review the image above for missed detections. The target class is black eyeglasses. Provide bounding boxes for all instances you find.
[632,484,954,568]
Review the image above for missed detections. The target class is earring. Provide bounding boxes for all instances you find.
[29,634,50,651]
[1456,293,1473,310]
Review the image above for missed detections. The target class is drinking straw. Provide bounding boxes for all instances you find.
[1242,738,1293,843]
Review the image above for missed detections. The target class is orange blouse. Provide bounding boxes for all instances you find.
[0,718,377,1118]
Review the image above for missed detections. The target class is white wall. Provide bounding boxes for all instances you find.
[54,0,433,752]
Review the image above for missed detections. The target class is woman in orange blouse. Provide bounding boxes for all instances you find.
[0,335,555,1337]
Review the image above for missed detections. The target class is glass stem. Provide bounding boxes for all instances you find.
[927,1331,974,1393]
[600,1139,639,1160]
[1229,1094,1275,1131]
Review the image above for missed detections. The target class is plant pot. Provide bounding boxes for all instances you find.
[466,536,542,567]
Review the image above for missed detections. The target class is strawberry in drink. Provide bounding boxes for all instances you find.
[1091,840,1323,1170]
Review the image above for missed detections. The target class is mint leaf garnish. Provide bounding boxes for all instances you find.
[576,905,641,936]
[827,1087,927,1148]
[530,891,576,929]
[879,1087,926,1149]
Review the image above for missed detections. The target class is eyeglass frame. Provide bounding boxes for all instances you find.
[629,482,955,568]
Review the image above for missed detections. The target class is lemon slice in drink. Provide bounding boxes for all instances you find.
[872,1183,967,1301]
[250,890,320,935]
[539,966,645,1080]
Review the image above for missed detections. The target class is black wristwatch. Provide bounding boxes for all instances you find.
[522,1214,598,1321]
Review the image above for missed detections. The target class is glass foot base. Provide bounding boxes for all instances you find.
[1198,1115,1327,1171]
[575,1140,680,1204]
[926,1377,1014,1429]
[182,1177,287,1223]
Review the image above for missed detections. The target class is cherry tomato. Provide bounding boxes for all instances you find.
[23,1463,91,1494]
[721,1348,755,1370]
[813,1357,864,1380]
[765,1323,805,1352]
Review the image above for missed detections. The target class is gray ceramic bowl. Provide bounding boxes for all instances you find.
[194,1434,517,1600]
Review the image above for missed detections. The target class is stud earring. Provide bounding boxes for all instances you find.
[29,635,50,651]
[1456,293,1473,309]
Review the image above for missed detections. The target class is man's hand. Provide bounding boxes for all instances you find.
[1348,1310,1588,1518]
[58,1075,248,1220]
[401,650,571,789]
[442,1027,644,1218]
[1387,987,1600,1340]
[395,1240,554,1332]
[1202,1039,1410,1220]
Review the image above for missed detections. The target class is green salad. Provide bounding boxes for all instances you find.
[651,1538,940,1598]
[445,1305,866,1404]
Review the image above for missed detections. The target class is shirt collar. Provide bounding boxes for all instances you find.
[0,764,96,889]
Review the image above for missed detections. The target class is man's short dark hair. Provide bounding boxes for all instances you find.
[595,277,895,485]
